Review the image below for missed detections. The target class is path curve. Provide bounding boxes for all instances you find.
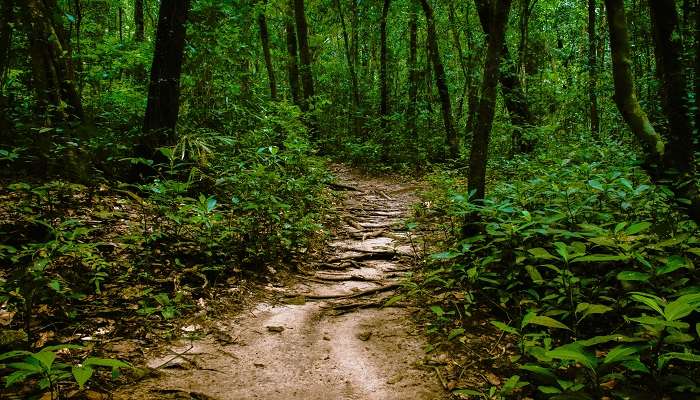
[115,165,445,400]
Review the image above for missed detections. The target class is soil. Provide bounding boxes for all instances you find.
[113,165,447,400]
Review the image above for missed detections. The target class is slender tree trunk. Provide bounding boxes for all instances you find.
[649,0,693,172]
[293,0,315,108]
[379,0,391,125]
[257,5,277,100]
[419,0,459,159]
[474,0,533,153]
[448,2,468,124]
[135,0,145,42]
[696,0,700,146]
[22,0,84,121]
[143,0,190,150]
[603,0,664,161]
[468,0,512,201]
[118,7,124,42]
[588,0,599,137]
[285,11,302,106]
[407,3,419,138]
[335,0,360,135]
[0,0,14,85]
[464,1,479,137]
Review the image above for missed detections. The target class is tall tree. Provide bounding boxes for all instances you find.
[293,0,315,110]
[419,0,459,159]
[406,3,419,138]
[468,0,512,201]
[474,0,533,153]
[142,0,190,151]
[21,0,84,121]
[649,0,693,172]
[603,0,664,161]
[257,3,277,100]
[285,9,302,106]
[0,0,13,84]
[335,0,360,135]
[134,0,144,42]
[379,0,391,124]
[587,0,599,137]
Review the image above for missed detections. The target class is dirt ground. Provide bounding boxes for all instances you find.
[114,165,447,400]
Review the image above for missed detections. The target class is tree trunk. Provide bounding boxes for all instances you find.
[22,0,84,121]
[335,0,360,135]
[285,9,302,106]
[257,5,277,100]
[696,0,700,146]
[0,0,13,84]
[406,4,419,138]
[468,0,512,201]
[447,2,468,124]
[135,0,145,42]
[464,1,479,137]
[419,0,459,159]
[587,0,599,137]
[142,0,190,151]
[118,7,124,42]
[379,0,391,125]
[649,0,693,172]
[293,0,315,109]
[474,0,533,153]
[603,0,664,161]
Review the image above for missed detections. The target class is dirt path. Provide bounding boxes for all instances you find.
[115,165,445,400]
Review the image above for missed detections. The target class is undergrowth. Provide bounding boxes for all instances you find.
[414,139,700,399]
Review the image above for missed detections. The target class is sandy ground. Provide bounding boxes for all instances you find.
[114,165,446,400]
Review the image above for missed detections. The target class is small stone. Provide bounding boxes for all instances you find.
[254,362,265,368]
[267,326,285,333]
[357,331,372,341]
[323,336,331,341]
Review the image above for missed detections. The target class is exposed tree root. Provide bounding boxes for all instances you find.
[285,282,401,300]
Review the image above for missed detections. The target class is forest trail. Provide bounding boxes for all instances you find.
[114,165,446,400]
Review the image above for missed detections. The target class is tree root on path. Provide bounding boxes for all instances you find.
[285,282,401,300]
[329,182,360,191]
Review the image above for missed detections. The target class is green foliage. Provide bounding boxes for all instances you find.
[417,142,700,397]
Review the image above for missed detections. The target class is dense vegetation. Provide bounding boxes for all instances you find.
[0,0,698,398]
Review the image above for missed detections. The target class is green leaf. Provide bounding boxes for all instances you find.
[588,180,604,191]
[576,303,613,321]
[628,316,689,329]
[603,346,638,365]
[448,328,465,341]
[538,386,562,394]
[571,254,629,263]
[430,251,461,260]
[452,388,484,396]
[663,294,700,321]
[7,362,43,373]
[519,364,557,381]
[546,347,598,370]
[31,351,56,369]
[72,365,93,389]
[524,265,543,283]
[206,197,217,212]
[490,321,519,335]
[630,293,665,316]
[383,295,404,307]
[528,247,557,260]
[657,352,700,370]
[84,357,131,369]
[523,315,571,331]
[4,370,39,387]
[0,350,32,361]
[616,271,651,282]
[626,222,652,235]
[430,306,444,317]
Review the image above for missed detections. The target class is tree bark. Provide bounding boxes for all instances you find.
[587,0,599,137]
[293,0,315,108]
[379,0,391,125]
[22,0,84,121]
[285,9,302,106]
[335,0,360,135]
[447,2,468,124]
[649,0,693,172]
[0,0,13,84]
[406,4,419,138]
[135,0,145,42]
[419,0,459,159]
[257,4,277,100]
[142,0,190,150]
[468,0,512,201]
[118,6,124,42]
[696,0,700,147]
[603,0,665,161]
[474,0,533,153]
